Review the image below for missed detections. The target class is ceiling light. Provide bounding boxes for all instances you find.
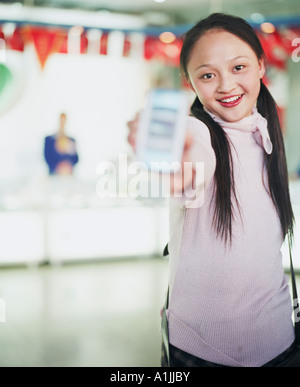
[69,25,84,37]
[159,31,176,44]
[154,0,166,3]
[260,22,276,34]
[250,13,265,24]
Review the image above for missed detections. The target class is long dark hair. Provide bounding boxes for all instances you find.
[180,13,294,243]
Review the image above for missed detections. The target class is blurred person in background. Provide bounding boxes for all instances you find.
[44,112,79,175]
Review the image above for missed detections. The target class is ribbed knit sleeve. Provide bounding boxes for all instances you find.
[176,116,216,209]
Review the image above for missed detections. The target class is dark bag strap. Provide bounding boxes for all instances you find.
[162,244,170,366]
[288,234,300,345]
[161,287,170,366]
[163,243,169,257]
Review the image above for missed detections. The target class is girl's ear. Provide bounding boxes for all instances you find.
[258,59,265,79]
[187,80,195,92]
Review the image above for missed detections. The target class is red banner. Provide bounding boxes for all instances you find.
[29,27,66,69]
[0,23,298,70]
[144,36,182,67]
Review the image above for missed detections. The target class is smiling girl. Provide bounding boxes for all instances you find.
[128,13,296,367]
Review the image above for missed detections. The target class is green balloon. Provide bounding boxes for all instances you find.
[0,64,12,97]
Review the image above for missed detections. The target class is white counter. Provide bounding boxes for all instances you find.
[0,176,169,265]
[0,177,299,270]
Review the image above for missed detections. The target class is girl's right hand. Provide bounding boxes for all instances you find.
[126,112,196,195]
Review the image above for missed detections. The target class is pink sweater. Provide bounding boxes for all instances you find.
[167,108,295,367]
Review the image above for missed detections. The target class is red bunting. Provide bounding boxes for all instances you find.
[80,33,88,54]
[0,23,299,71]
[58,34,68,54]
[100,34,108,55]
[8,28,25,51]
[58,30,87,54]
[144,36,182,67]
[123,36,131,57]
[256,28,300,70]
[29,27,66,69]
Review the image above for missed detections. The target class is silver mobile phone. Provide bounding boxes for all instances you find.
[136,88,189,173]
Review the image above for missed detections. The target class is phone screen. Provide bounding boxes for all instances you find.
[138,89,188,169]
[147,111,177,153]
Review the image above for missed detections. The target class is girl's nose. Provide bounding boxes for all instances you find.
[217,75,235,94]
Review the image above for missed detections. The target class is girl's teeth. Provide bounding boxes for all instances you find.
[220,95,241,103]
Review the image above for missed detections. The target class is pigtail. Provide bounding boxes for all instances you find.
[190,97,238,243]
[257,81,294,241]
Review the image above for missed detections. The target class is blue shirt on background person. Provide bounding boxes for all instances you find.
[44,113,79,175]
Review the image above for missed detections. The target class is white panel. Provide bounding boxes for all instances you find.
[0,211,44,264]
[47,207,160,261]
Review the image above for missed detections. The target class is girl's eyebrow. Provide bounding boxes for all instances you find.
[193,55,250,72]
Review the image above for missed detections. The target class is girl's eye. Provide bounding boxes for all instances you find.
[201,73,214,80]
[234,65,245,71]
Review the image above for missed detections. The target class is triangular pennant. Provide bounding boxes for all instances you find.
[30,27,66,69]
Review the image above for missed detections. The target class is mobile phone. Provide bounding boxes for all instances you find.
[136,88,189,173]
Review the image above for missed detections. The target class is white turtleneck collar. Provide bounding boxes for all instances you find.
[203,106,273,155]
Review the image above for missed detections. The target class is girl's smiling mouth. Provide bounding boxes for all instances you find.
[217,93,244,107]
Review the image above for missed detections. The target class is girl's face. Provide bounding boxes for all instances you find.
[187,29,265,123]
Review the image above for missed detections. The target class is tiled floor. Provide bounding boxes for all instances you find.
[0,257,169,367]
[0,257,299,367]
